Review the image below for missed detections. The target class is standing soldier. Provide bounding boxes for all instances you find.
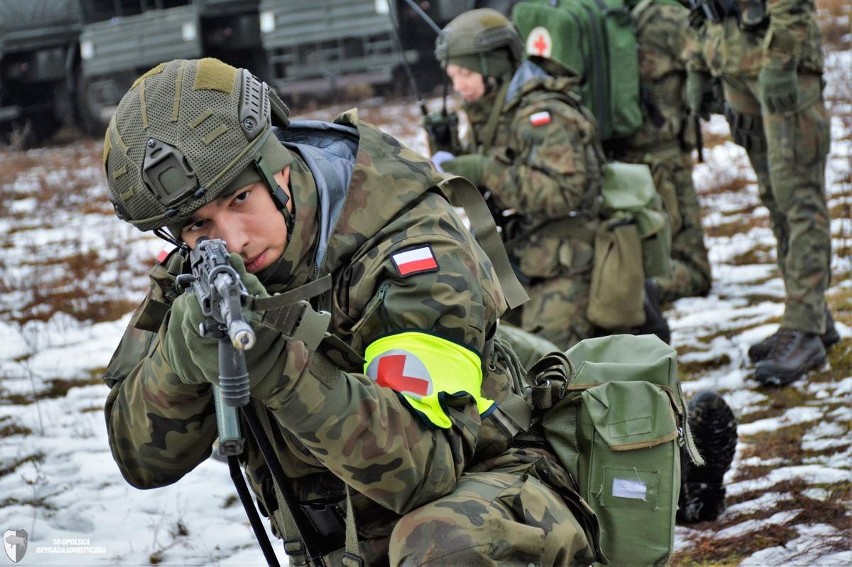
[100,57,603,565]
[606,0,713,305]
[688,0,838,386]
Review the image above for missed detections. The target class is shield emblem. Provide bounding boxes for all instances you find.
[3,529,28,563]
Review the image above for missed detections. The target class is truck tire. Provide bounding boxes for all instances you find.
[75,72,132,139]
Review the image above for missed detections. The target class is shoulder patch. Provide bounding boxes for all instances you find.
[157,245,178,265]
[391,245,439,277]
[530,111,552,127]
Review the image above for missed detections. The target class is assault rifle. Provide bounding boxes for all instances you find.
[177,237,255,454]
[177,238,327,566]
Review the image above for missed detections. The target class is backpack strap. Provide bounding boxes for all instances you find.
[248,275,365,368]
[478,79,513,153]
[439,177,530,310]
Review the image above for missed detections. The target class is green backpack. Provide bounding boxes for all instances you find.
[499,332,701,566]
[586,162,673,330]
[511,0,643,141]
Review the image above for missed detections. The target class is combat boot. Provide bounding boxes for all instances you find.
[677,390,738,524]
[748,309,839,363]
[634,280,671,344]
[754,329,827,387]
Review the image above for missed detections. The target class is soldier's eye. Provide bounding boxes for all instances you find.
[182,219,207,234]
[233,190,251,205]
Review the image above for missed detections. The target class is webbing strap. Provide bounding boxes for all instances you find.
[340,487,363,567]
[442,178,529,310]
[502,215,597,254]
[248,276,333,351]
[479,79,512,154]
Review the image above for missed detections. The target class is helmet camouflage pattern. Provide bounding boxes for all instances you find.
[434,8,522,78]
[103,58,292,234]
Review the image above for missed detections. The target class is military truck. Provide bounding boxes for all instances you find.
[76,0,265,138]
[0,0,517,147]
[0,0,83,145]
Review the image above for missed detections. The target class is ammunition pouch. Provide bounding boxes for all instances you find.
[301,500,347,556]
[725,104,767,153]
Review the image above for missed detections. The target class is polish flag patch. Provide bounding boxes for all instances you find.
[157,245,176,264]
[530,111,552,127]
[391,246,439,277]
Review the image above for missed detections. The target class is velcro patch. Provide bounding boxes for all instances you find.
[391,246,438,277]
[530,111,552,126]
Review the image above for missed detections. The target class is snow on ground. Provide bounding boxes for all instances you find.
[1,50,850,567]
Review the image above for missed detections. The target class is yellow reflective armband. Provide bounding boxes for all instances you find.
[364,331,493,429]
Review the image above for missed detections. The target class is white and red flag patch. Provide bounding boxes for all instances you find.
[530,111,552,127]
[391,246,438,277]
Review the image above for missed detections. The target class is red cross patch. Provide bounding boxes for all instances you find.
[526,26,552,58]
[366,350,433,399]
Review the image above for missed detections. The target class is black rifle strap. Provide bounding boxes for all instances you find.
[228,455,281,566]
[241,404,327,566]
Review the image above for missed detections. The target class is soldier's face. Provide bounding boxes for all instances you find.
[180,168,292,273]
[446,63,486,102]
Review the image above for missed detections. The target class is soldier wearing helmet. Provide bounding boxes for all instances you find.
[431,8,607,350]
[101,57,602,564]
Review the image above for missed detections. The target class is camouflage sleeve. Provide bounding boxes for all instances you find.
[104,271,218,489]
[636,4,691,81]
[764,0,819,67]
[481,99,595,216]
[262,193,502,514]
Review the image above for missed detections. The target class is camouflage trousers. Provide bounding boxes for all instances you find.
[390,467,595,566]
[623,146,713,303]
[723,73,832,334]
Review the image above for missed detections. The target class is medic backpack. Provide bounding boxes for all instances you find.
[498,332,702,566]
[511,0,643,141]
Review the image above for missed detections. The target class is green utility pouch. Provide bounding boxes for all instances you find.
[587,162,672,329]
[538,334,700,566]
[587,216,645,329]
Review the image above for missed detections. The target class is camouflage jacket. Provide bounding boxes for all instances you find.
[614,1,696,154]
[699,0,824,78]
[103,110,532,559]
[462,60,603,280]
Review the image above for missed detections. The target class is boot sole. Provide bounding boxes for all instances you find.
[687,392,738,483]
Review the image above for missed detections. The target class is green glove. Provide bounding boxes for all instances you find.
[442,154,488,187]
[161,253,289,400]
[686,71,712,120]
[758,66,799,114]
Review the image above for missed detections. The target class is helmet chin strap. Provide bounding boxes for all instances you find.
[254,156,294,235]
[154,227,190,251]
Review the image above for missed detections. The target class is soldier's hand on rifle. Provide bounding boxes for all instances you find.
[442,154,488,187]
[422,110,460,155]
[161,255,289,400]
[758,64,798,114]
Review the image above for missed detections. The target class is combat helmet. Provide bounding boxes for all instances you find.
[434,8,522,79]
[103,58,293,243]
